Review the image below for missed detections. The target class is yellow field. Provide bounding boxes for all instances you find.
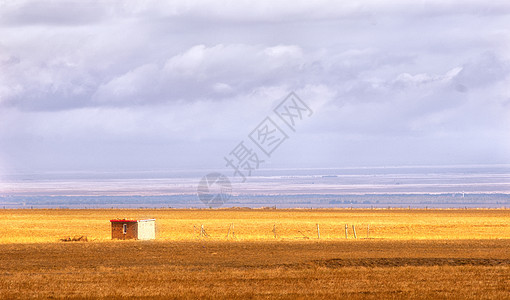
[1,209,509,299]
[0,208,509,243]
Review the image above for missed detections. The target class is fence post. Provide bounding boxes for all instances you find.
[353,225,357,239]
[225,223,236,239]
[317,223,320,239]
[345,224,348,239]
[367,224,370,239]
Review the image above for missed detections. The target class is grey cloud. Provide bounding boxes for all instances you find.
[1,1,509,174]
[0,1,110,27]
[2,1,508,112]
[454,52,510,89]
[0,56,98,110]
[91,44,308,106]
[123,1,510,22]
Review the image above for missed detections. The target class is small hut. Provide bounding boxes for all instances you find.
[110,219,156,240]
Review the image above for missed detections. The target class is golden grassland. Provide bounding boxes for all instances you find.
[0,209,509,299]
[0,208,509,243]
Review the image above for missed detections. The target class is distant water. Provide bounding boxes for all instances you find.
[1,165,509,208]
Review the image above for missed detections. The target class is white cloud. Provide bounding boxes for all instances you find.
[393,67,463,87]
[93,64,160,104]
[263,45,303,59]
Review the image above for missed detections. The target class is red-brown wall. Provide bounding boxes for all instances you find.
[111,222,137,240]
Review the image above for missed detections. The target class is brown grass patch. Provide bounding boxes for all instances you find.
[0,240,509,299]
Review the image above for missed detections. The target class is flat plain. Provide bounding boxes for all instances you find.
[0,209,509,299]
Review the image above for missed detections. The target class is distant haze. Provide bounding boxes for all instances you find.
[1,1,510,177]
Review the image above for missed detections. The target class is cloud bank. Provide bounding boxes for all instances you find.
[0,0,509,174]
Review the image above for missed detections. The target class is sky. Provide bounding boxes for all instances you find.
[1,0,510,176]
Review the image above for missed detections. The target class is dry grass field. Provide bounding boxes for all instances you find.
[1,208,509,243]
[0,209,509,299]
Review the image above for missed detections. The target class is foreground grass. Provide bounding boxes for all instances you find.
[0,208,509,243]
[0,240,509,299]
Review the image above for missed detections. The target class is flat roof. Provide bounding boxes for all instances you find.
[110,219,155,223]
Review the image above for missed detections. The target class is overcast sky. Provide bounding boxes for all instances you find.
[1,1,509,176]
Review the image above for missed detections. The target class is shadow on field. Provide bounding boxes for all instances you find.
[314,257,510,268]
